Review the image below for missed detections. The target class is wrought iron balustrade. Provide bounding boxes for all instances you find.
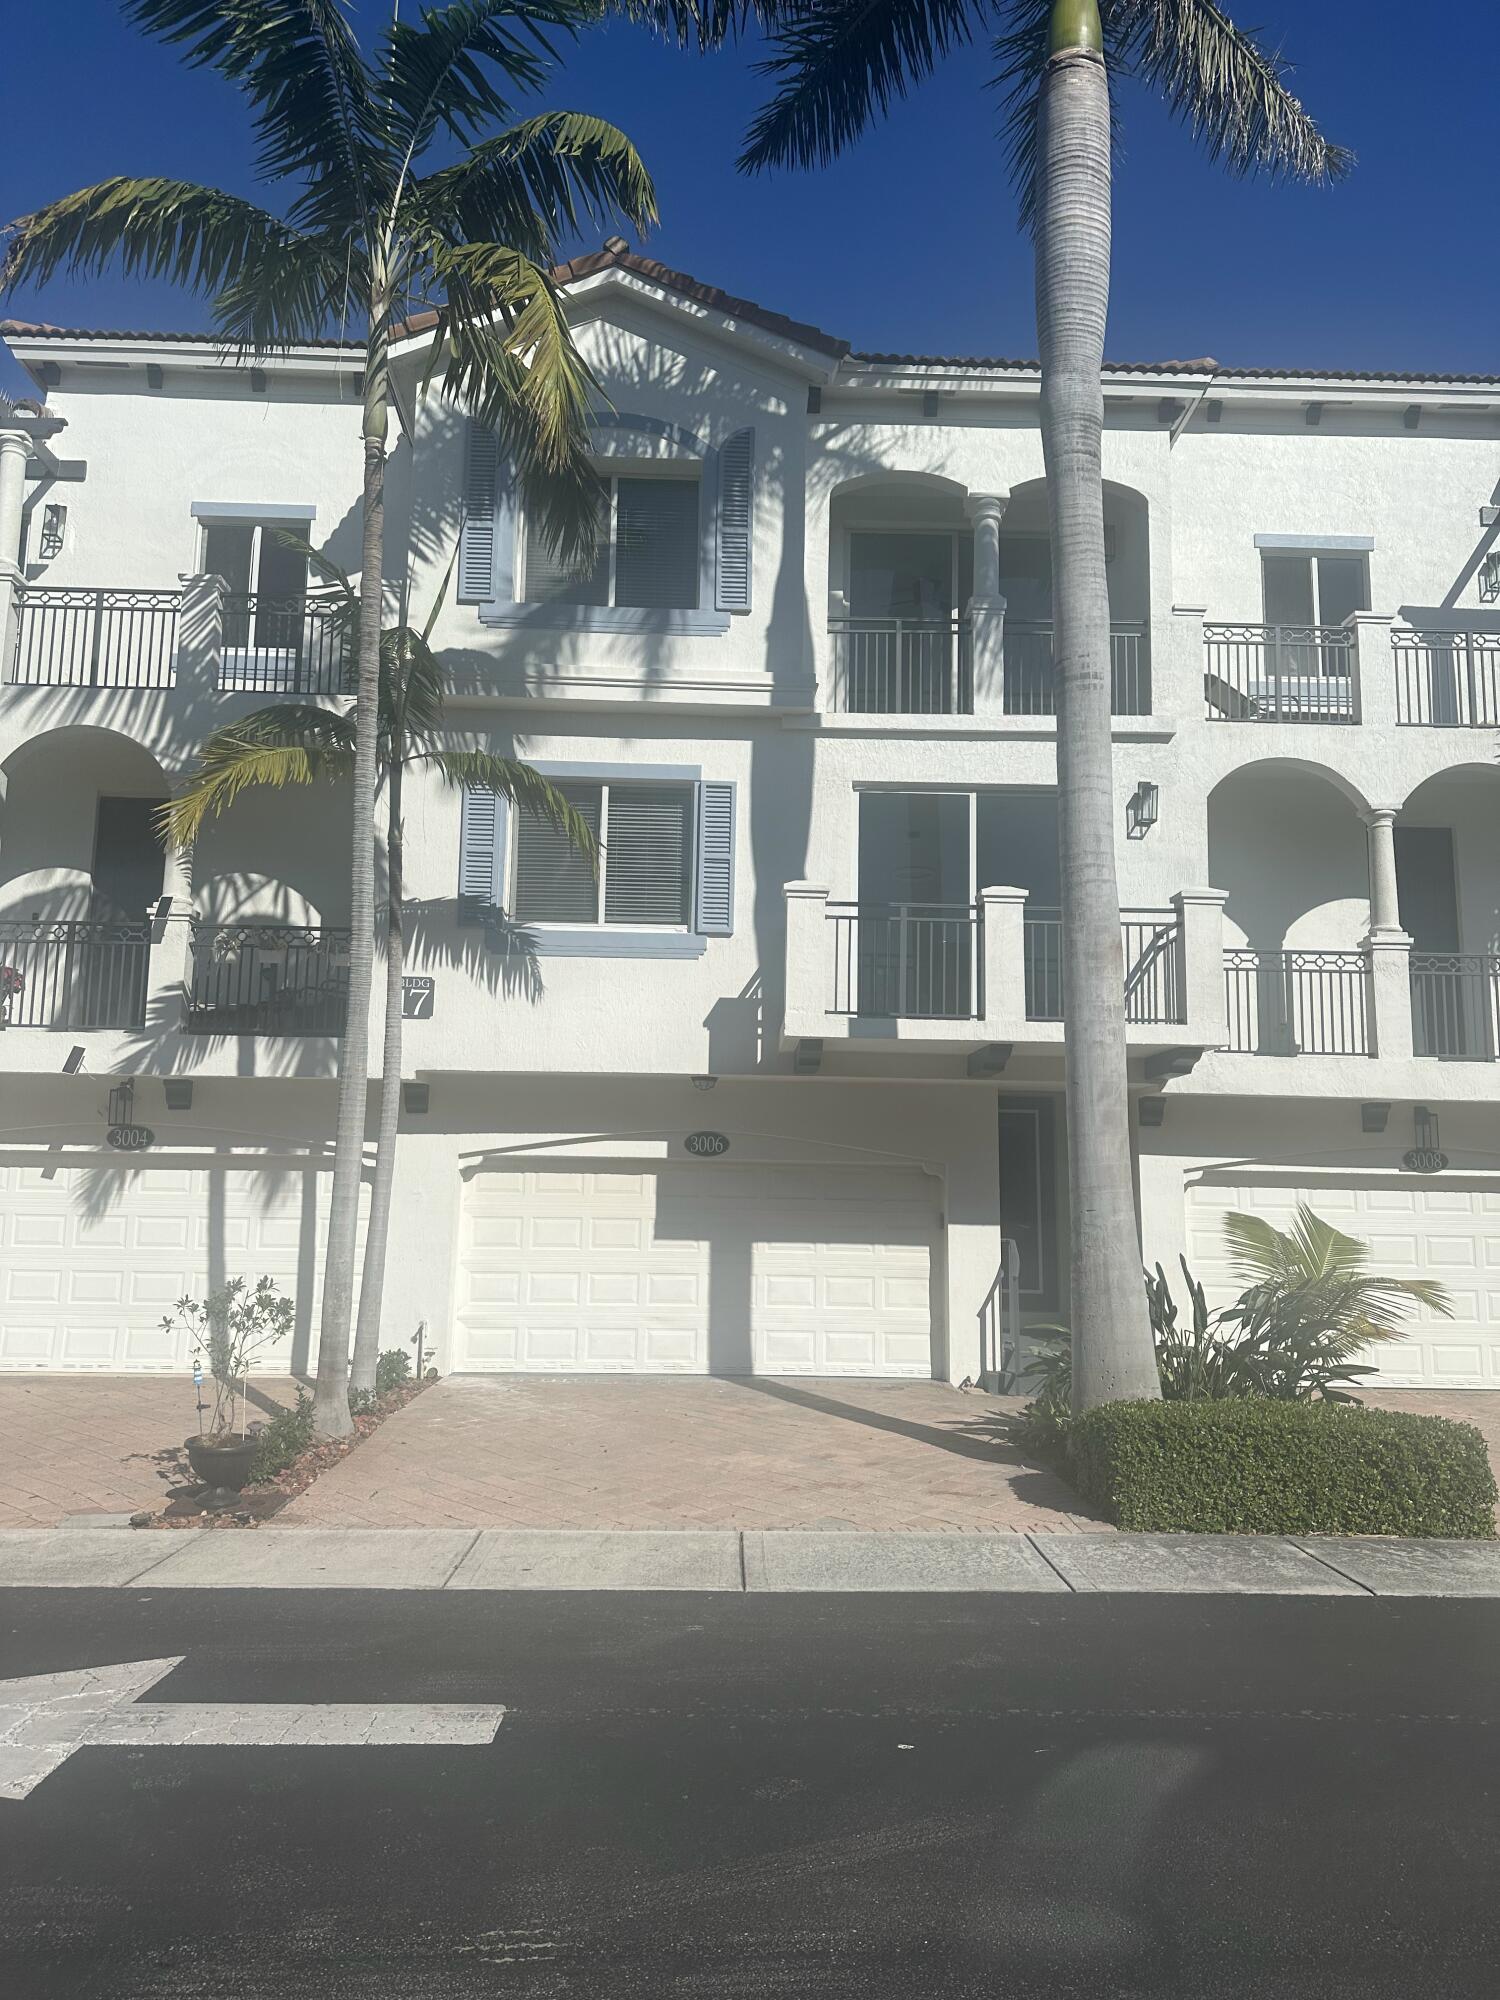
[0,919,151,1029]
[827,616,973,714]
[826,902,980,1020]
[218,593,355,696]
[1410,953,1500,1060]
[1001,622,1151,717]
[1222,949,1370,1056]
[7,587,181,689]
[184,923,351,1035]
[1392,629,1500,728]
[1203,623,1357,722]
[1024,908,1183,1024]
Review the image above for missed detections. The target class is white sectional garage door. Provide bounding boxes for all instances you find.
[1187,1176,1500,1388]
[454,1165,936,1375]
[0,1156,334,1372]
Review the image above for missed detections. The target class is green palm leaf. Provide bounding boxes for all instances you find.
[424,749,600,866]
[417,112,659,256]
[1223,1203,1454,1353]
[163,706,358,847]
[381,0,570,159]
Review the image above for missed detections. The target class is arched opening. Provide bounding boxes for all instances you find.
[1398,765,1500,1059]
[826,472,973,714]
[0,727,173,1031]
[1208,760,1374,1055]
[999,478,1152,715]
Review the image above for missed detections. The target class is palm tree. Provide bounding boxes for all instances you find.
[162,541,598,1397]
[651,0,1345,1409]
[4,0,654,1433]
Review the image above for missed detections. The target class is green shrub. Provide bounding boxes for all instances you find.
[1069,1399,1497,1538]
[375,1347,412,1396]
[250,1387,315,1482]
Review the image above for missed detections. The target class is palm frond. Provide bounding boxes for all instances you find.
[266,529,361,615]
[122,0,386,230]
[1,180,318,336]
[210,226,360,352]
[163,707,357,846]
[739,0,979,173]
[1222,1204,1454,1352]
[381,0,568,161]
[614,0,768,51]
[1112,0,1351,185]
[425,749,600,865]
[415,112,658,262]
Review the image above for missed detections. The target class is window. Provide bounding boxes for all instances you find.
[200,516,309,601]
[513,782,693,928]
[1261,549,1369,631]
[522,476,700,611]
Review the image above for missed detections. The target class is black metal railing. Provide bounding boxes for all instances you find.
[218,593,355,696]
[7,587,181,688]
[1024,908,1183,1024]
[826,902,980,1020]
[1410,953,1500,1060]
[184,923,351,1034]
[1002,621,1151,717]
[1392,630,1500,728]
[827,616,974,714]
[1223,948,1371,1056]
[1203,623,1357,722]
[0,919,151,1029]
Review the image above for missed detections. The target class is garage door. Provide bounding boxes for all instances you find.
[0,1156,336,1372]
[1186,1177,1500,1388]
[455,1165,937,1375]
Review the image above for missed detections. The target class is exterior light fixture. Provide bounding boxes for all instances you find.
[1127,780,1160,839]
[1360,1102,1390,1133]
[163,1080,193,1112]
[690,1074,718,1093]
[107,1080,135,1127]
[40,503,67,559]
[1403,1105,1448,1174]
[1479,551,1500,604]
[402,1082,430,1115]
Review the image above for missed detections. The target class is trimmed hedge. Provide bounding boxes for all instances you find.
[1069,1399,1498,1537]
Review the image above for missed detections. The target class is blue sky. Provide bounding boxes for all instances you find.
[4,1,1495,395]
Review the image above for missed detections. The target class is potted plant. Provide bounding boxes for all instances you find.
[0,963,23,1029]
[162,1277,295,1496]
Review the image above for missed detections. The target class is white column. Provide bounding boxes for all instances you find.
[978,885,1029,1038]
[782,881,831,1043]
[1345,612,1396,730]
[1172,887,1229,1045]
[1167,604,1208,730]
[1365,806,1403,936]
[965,492,1009,718]
[0,430,28,567]
[175,571,224,699]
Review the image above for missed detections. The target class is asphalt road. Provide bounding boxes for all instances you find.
[2,1588,1498,1998]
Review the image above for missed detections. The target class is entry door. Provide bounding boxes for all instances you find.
[856,793,973,1017]
[847,533,971,712]
[92,797,167,921]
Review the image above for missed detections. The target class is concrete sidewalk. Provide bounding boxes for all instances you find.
[4,1526,1500,1596]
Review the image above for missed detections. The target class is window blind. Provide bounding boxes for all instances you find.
[523,488,609,605]
[614,479,699,609]
[512,784,602,922]
[603,786,693,927]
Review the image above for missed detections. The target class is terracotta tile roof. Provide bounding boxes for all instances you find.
[0,318,365,350]
[547,243,851,359]
[852,349,1500,387]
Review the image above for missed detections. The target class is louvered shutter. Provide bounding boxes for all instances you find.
[513,784,602,922]
[614,479,699,609]
[458,784,506,909]
[458,423,499,602]
[693,781,736,936]
[522,486,609,604]
[715,428,754,613]
[603,786,694,926]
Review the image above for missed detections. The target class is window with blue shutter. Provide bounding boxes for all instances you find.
[458,422,500,602]
[693,781,736,936]
[513,784,602,924]
[458,784,506,913]
[715,428,754,613]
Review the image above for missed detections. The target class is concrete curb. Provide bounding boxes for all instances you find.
[4,1527,1500,1596]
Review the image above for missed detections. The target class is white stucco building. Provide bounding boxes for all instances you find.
[2,243,1497,1390]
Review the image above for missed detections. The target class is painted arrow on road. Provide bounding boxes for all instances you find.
[0,1657,506,1801]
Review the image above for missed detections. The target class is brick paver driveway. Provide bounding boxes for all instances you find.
[278,1375,1106,1533]
[0,1377,303,1528]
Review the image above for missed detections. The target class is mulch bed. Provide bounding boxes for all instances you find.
[137,1377,433,1530]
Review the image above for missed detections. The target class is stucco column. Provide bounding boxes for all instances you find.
[1345,612,1395,730]
[1364,807,1403,937]
[965,492,1009,719]
[1173,888,1229,1044]
[0,430,28,568]
[782,882,830,1044]
[175,571,224,699]
[978,885,1029,1038]
[1167,604,1208,730]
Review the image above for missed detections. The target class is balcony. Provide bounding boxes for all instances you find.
[1410,953,1500,1060]
[827,617,972,714]
[183,923,351,1036]
[0,919,151,1031]
[1001,622,1152,718]
[1203,623,1357,723]
[4,580,354,697]
[786,885,1218,1061]
[1223,948,1371,1056]
[1393,629,1500,728]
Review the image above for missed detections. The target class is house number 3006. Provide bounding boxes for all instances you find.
[684,1131,730,1159]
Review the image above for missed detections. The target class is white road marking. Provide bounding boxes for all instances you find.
[0,1656,506,1801]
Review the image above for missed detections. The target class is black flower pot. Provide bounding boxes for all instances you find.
[185,1435,259,1492]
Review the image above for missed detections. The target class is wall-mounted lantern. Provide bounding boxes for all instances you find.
[1479,551,1500,604]
[1127,779,1160,839]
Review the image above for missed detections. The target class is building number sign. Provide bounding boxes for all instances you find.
[401,976,435,1020]
[107,1124,155,1152]
[684,1131,730,1159]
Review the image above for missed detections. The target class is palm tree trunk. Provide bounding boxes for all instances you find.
[351,751,405,1395]
[1036,0,1159,1411]
[313,305,390,1438]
